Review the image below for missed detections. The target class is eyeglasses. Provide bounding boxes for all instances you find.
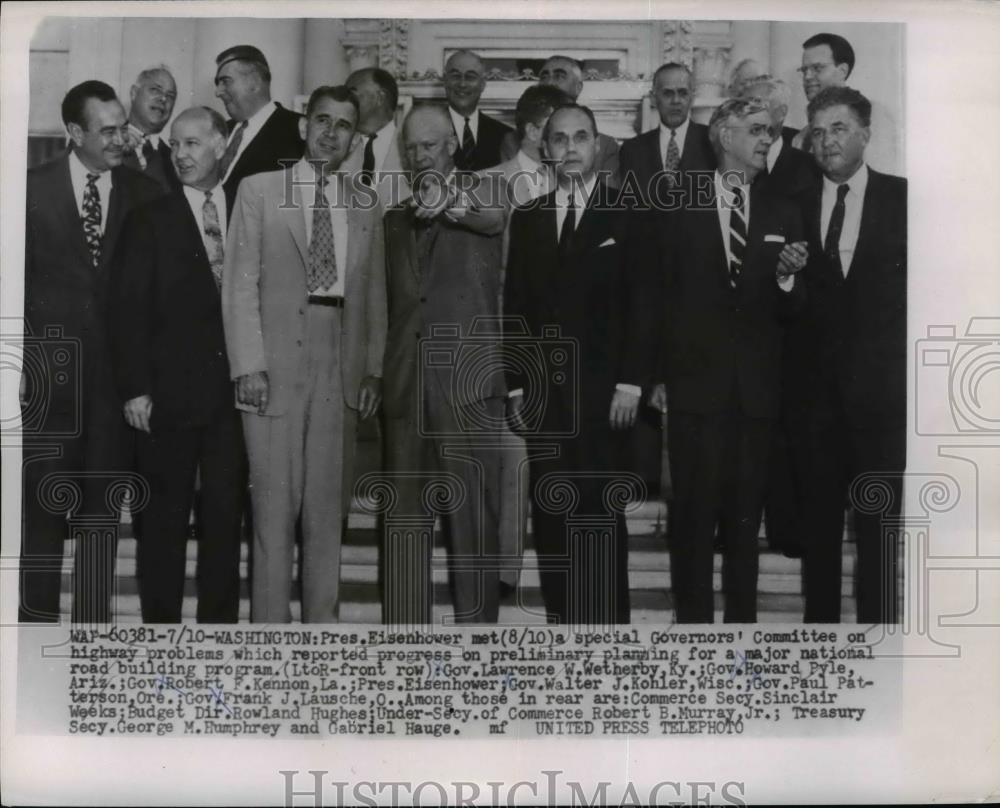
[797,62,835,76]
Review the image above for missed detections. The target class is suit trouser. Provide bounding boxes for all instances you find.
[243,305,355,623]
[134,410,247,623]
[668,408,772,623]
[383,389,501,625]
[527,419,631,626]
[20,402,131,624]
[497,425,529,588]
[793,409,904,624]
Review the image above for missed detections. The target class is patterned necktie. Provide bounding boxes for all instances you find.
[664,128,680,185]
[202,190,225,290]
[460,116,475,168]
[558,190,576,259]
[219,120,247,177]
[824,183,850,276]
[361,132,377,186]
[307,173,337,292]
[728,185,747,287]
[82,172,102,268]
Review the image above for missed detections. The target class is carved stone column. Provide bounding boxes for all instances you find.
[341,19,381,72]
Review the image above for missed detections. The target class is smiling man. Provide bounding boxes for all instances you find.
[110,106,247,623]
[123,66,180,191]
[442,49,511,171]
[222,86,387,623]
[213,44,303,210]
[644,97,808,624]
[20,80,163,623]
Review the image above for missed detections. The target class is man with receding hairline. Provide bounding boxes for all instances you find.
[110,106,246,623]
[344,66,408,209]
[123,65,180,191]
[442,49,512,171]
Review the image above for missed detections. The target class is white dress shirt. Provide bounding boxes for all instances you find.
[659,117,691,166]
[68,149,112,232]
[820,162,868,277]
[222,99,277,182]
[297,158,348,297]
[449,107,479,143]
[368,118,397,180]
[182,182,228,244]
[714,170,795,290]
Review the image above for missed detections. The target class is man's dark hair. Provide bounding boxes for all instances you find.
[652,61,693,86]
[368,68,399,112]
[61,80,118,128]
[803,32,856,77]
[514,84,571,138]
[305,85,360,119]
[807,85,872,128]
[542,102,598,141]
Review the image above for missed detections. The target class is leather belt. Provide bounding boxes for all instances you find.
[307,295,344,308]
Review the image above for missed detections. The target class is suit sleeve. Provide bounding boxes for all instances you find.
[365,209,388,379]
[455,171,506,236]
[774,197,807,320]
[618,207,661,389]
[222,176,267,379]
[503,208,529,394]
[109,207,156,403]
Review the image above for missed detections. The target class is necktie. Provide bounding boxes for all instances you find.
[664,128,680,185]
[728,185,747,287]
[307,173,337,292]
[142,136,156,164]
[219,120,248,177]
[824,183,850,276]
[361,132,377,186]
[558,190,576,259]
[460,116,475,168]
[82,172,102,268]
[202,190,225,290]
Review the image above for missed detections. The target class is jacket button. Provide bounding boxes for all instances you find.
[296,340,303,347]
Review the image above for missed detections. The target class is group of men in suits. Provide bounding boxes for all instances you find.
[20,34,904,626]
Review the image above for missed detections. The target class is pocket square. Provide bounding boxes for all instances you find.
[764,234,786,243]
[598,237,617,247]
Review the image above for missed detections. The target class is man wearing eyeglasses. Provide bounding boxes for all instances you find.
[442,49,512,171]
[644,98,808,623]
[792,33,900,174]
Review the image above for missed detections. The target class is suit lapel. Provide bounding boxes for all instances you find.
[99,168,130,275]
[643,129,661,175]
[54,156,93,271]
[284,173,309,265]
[344,202,367,298]
[848,171,880,283]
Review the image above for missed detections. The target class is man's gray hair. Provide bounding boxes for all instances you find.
[707,97,769,158]
[740,76,791,111]
[135,64,174,85]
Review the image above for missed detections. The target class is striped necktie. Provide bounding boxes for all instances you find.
[728,185,747,287]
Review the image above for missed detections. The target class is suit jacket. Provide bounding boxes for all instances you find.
[222,104,304,212]
[500,130,620,185]
[495,153,552,269]
[651,182,805,419]
[24,152,164,417]
[342,124,410,211]
[382,171,507,417]
[787,168,907,427]
[758,137,821,209]
[110,188,234,429]
[452,110,512,172]
[619,120,716,207]
[222,167,387,417]
[122,138,180,194]
[503,181,653,429]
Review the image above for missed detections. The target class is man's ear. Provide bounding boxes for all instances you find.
[129,84,139,107]
[66,122,85,148]
[349,130,361,155]
[298,116,308,142]
[446,132,458,157]
[213,133,227,160]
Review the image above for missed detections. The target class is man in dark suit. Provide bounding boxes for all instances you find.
[646,98,808,623]
[382,105,506,624]
[619,62,715,207]
[214,45,304,210]
[122,65,180,192]
[505,103,652,626]
[110,106,247,623]
[20,80,163,623]
[788,87,906,624]
[442,49,512,171]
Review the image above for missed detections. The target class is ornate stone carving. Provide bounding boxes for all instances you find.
[662,20,695,68]
[378,18,410,77]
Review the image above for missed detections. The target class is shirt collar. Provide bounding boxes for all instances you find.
[182,182,224,206]
[714,169,750,205]
[243,99,277,133]
[448,106,478,139]
[69,148,110,181]
[128,123,163,149]
[823,162,869,200]
[660,116,691,144]
[516,149,544,174]
[557,174,597,208]
[374,118,396,141]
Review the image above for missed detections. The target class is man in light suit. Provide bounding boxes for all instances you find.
[111,106,247,623]
[646,98,808,623]
[504,104,651,625]
[122,65,180,192]
[788,87,906,623]
[443,50,512,171]
[382,105,507,624]
[501,55,620,183]
[223,85,387,623]
[214,45,304,211]
[345,67,408,209]
[20,80,163,623]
